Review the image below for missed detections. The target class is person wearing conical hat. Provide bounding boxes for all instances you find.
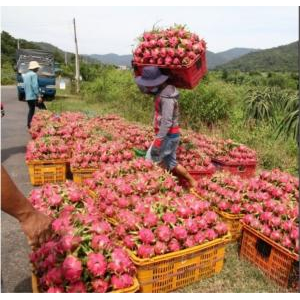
[22,61,47,129]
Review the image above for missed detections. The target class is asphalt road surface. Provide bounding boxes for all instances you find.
[1,86,35,293]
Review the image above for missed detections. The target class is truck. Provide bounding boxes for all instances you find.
[16,49,56,101]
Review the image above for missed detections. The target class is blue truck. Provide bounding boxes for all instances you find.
[16,49,56,101]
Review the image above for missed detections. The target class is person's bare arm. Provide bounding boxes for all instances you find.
[1,165,53,247]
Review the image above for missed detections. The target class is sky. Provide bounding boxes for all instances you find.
[1,6,298,55]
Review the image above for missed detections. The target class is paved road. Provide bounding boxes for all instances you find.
[1,86,34,293]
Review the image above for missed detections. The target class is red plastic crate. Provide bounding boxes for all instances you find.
[178,166,216,188]
[132,52,207,89]
[212,158,256,179]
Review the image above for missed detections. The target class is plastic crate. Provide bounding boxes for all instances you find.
[127,234,231,293]
[239,223,299,290]
[178,167,216,188]
[31,273,139,293]
[214,209,244,242]
[212,158,256,179]
[27,159,67,186]
[71,167,99,185]
[132,52,207,89]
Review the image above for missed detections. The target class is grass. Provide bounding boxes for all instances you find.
[46,94,296,293]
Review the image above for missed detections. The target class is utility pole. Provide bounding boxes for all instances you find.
[65,52,68,65]
[17,39,20,49]
[73,18,80,93]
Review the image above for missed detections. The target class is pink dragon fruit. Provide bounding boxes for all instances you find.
[60,235,82,252]
[269,216,281,228]
[162,212,177,224]
[47,286,64,293]
[45,267,63,286]
[203,211,218,225]
[143,212,158,228]
[111,274,134,290]
[139,228,155,244]
[87,253,107,277]
[62,256,82,283]
[184,219,199,234]
[92,221,112,234]
[154,241,168,255]
[250,218,262,230]
[270,230,282,242]
[184,236,196,248]
[49,193,62,206]
[242,214,254,225]
[123,235,136,250]
[260,225,271,237]
[68,190,81,202]
[196,217,208,230]
[173,226,188,241]
[156,225,172,242]
[282,220,293,232]
[92,278,109,293]
[68,281,86,293]
[108,248,135,274]
[91,234,112,251]
[194,232,206,244]
[282,235,292,249]
[205,229,218,241]
[214,222,228,236]
[230,204,241,214]
[176,205,192,218]
[137,245,155,258]
[168,238,181,252]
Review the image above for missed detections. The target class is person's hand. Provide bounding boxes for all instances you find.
[19,210,53,249]
[38,96,43,104]
[150,138,162,161]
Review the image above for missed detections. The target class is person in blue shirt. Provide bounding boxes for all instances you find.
[22,61,46,128]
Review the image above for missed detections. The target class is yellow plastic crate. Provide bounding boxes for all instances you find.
[127,234,231,293]
[214,209,244,242]
[27,159,67,186]
[71,167,99,185]
[31,273,139,293]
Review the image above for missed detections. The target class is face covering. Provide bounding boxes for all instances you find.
[148,87,159,95]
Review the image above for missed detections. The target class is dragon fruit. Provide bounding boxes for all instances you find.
[111,274,134,290]
[87,253,107,277]
[154,241,168,255]
[44,267,63,286]
[68,281,87,293]
[91,235,112,251]
[168,238,181,252]
[156,225,172,242]
[143,212,158,228]
[214,222,228,236]
[173,226,188,241]
[47,286,64,293]
[123,235,136,250]
[108,248,135,274]
[139,228,155,244]
[184,218,199,234]
[162,212,177,224]
[92,278,109,293]
[62,256,82,283]
[137,245,155,258]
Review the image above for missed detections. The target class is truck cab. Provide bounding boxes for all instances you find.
[16,49,56,101]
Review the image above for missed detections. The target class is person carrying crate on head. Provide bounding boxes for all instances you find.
[135,66,197,188]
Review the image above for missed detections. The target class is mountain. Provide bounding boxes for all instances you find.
[216,48,259,63]
[89,53,133,67]
[217,42,298,72]
[88,48,258,69]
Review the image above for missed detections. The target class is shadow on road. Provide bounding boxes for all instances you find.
[1,146,26,163]
[13,276,32,293]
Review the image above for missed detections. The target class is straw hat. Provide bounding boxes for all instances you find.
[28,61,41,70]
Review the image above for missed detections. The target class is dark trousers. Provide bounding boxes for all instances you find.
[27,100,47,128]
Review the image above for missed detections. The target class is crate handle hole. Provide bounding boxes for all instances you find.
[255,238,272,259]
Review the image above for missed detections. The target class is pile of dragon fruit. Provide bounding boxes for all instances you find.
[212,140,257,165]
[133,24,206,67]
[83,159,229,258]
[177,142,215,173]
[194,169,299,254]
[26,136,70,161]
[29,182,137,293]
[242,169,299,253]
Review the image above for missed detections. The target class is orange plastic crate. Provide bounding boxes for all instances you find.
[71,167,99,185]
[127,234,231,293]
[31,273,139,293]
[239,223,299,290]
[27,159,67,186]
